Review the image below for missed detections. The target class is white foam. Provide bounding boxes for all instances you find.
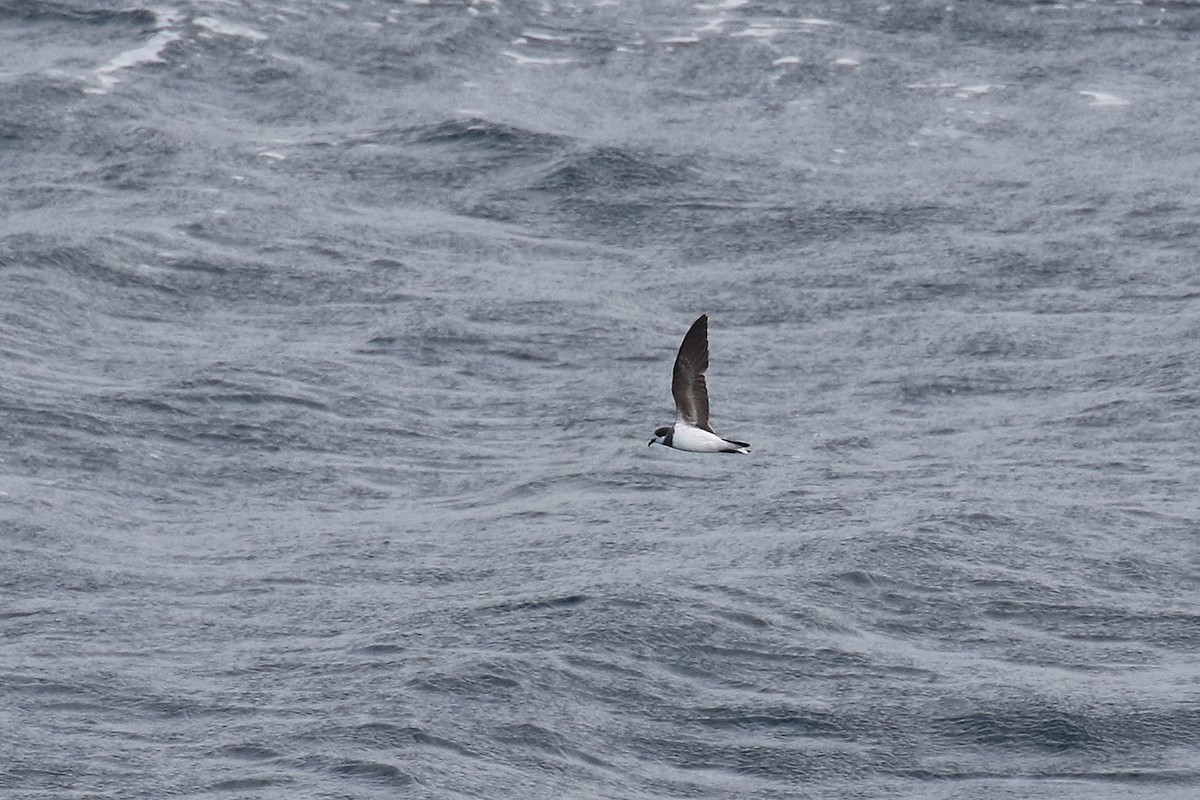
[520,29,569,43]
[195,16,267,42]
[955,84,995,98]
[730,25,780,39]
[906,81,998,97]
[1079,90,1129,107]
[773,56,801,66]
[906,82,962,91]
[832,57,860,68]
[87,8,182,94]
[502,50,573,66]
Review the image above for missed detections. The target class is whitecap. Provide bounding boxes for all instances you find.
[501,50,574,66]
[955,84,995,98]
[730,25,780,39]
[1079,90,1129,107]
[195,16,268,42]
[520,29,570,44]
[86,9,182,94]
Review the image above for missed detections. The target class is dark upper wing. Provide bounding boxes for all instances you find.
[671,314,712,432]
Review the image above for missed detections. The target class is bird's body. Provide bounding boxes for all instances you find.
[663,422,749,453]
[649,314,750,454]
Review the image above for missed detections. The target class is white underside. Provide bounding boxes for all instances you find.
[671,423,747,453]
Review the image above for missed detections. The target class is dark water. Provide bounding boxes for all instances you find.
[3,1,1200,797]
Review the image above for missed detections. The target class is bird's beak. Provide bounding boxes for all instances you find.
[648,439,655,447]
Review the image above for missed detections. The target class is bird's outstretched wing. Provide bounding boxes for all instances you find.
[672,314,712,432]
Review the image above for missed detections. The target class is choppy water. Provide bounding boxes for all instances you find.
[3,1,1200,798]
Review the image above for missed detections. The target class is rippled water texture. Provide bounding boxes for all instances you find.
[3,1,1199,798]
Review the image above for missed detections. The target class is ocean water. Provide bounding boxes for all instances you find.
[3,0,1200,797]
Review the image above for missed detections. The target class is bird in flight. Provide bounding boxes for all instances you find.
[648,314,750,454]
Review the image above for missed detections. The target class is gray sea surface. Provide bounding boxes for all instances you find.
[3,1,1200,798]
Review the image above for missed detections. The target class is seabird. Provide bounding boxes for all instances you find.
[648,314,750,454]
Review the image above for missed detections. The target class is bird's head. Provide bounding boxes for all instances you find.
[648,426,671,447]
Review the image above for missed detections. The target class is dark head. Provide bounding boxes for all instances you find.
[648,425,672,447]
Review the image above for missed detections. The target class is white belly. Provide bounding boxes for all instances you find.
[671,424,738,452]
